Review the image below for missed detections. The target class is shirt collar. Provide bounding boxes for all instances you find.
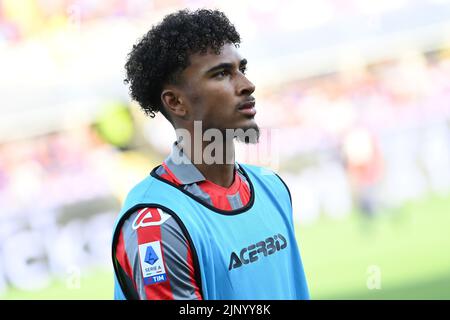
[163,142,240,185]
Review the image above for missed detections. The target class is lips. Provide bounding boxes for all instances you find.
[237,100,256,117]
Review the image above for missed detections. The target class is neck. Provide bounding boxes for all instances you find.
[195,161,235,188]
[177,132,236,188]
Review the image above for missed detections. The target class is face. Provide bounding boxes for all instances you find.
[177,43,258,134]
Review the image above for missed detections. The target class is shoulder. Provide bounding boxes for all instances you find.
[239,163,292,204]
[238,163,275,175]
[120,165,177,217]
[119,207,186,240]
[114,206,189,260]
[238,163,285,185]
[114,206,202,300]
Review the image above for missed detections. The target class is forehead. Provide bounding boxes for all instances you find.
[187,43,243,73]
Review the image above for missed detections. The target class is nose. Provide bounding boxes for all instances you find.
[237,74,256,96]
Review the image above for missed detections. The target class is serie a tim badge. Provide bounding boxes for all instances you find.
[138,241,168,285]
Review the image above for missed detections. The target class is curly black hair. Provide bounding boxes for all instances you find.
[124,9,241,120]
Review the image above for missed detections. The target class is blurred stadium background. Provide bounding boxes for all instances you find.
[1,0,450,299]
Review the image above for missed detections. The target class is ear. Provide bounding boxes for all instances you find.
[161,89,188,119]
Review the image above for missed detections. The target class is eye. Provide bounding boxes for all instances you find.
[214,70,230,78]
[239,66,247,75]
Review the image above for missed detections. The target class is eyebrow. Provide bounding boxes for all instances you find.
[205,58,247,74]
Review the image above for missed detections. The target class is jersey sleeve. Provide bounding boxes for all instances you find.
[114,207,202,300]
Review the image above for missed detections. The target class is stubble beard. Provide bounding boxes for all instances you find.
[174,120,261,165]
[233,122,260,145]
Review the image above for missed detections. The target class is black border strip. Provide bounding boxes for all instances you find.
[112,204,204,300]
[149,164,256,216]
[275,173,292,206]
[114,260,140,300]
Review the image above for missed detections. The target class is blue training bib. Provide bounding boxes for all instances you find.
[112,164,309,300]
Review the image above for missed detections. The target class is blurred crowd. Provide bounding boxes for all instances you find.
[251,47,450,223]
[0,0,152,43]
[0,0,424,44]
[0,126,114,292]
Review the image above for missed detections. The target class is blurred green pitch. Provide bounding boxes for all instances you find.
[2,194,449,300]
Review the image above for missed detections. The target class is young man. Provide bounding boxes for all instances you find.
[112,9,309,300]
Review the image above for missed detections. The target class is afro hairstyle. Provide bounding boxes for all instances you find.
[124,9,241,120]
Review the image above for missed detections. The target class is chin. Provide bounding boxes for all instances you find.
[234,121,260,144]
